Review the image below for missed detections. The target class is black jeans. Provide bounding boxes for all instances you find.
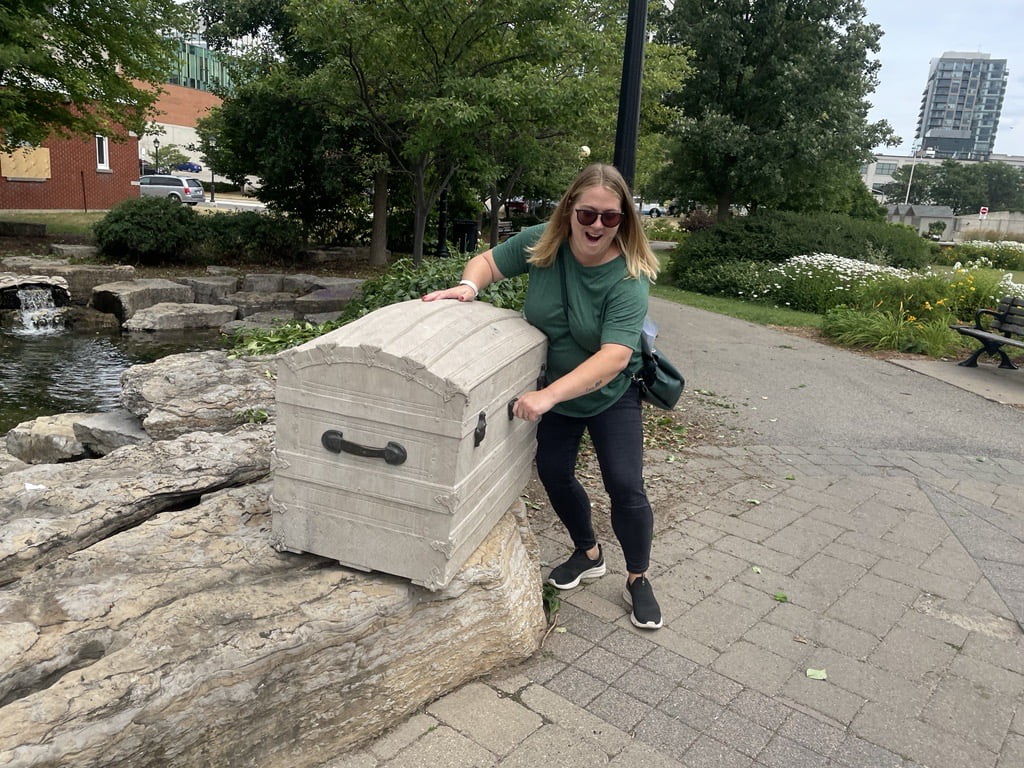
[535,383,654,574]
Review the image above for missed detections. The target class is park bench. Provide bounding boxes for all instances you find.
[950,295,1024,369]
[497,220,515,240]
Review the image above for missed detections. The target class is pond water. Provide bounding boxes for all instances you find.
[0,325,226,436]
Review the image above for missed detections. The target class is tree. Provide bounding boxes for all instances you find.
[886,160,1024,214]
[0,0,189,150]
[653,0,897,221]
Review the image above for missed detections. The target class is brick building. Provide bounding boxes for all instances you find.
[0,130,140,212]
[1,58,222,212]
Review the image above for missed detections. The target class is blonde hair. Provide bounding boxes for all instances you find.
[527,163,659,282]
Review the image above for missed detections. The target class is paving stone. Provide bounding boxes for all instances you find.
[852,701,998,768]
[829,734,905,768]
[612,663,679,706]
[588,686,650,732]
[756,734,830,768]
[793,553,869,600]
[381,725,495,768]
[825,587,908,638]
[517,684,632,755]
[608,741,686,767]
[778,669,867,725]
[712,640,795,695]
[713,535,805,574]
[921,674,1015,753]
[741,619,818,662]
[637,644,699,684]
[677,594,764,651]
[707,708,774,757]
[867,626,958,681]
[495,724,609,768]
[546,666,608,707]
[367,714,437,761]
[633,709,699,759]
[575,646,630,685]
[683,666,745,705]
[779,709,846,754]
[659,686,726,731]
[427,682,543,756]
[682,735,754,768]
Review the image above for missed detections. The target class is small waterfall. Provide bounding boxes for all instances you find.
[14,287,68,334]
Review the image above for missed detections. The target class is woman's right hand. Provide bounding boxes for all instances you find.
[421,284,476,302]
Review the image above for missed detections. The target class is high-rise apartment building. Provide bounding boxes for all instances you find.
[916,52,1008,160]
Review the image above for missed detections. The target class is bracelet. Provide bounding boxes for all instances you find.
[458,278,479,298]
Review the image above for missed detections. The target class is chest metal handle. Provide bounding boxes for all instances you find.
[321,429,407,465]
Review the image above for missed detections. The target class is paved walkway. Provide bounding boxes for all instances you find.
[327,299,1024,768]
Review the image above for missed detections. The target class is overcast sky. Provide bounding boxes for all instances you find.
[862,0,1023,157]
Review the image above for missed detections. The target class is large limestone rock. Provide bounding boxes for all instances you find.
[0,258,136,306]
[5,412,91,464]
[91,279,195,321]
[175,275,240,304]
[225,290,297,318]
[119,350,278,439]
[72,408,152,456]
[122,301,238,331]
[0,425,274,584]
[0,474,544,767]
[294,280,363,317]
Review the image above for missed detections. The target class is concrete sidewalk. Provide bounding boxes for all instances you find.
[326,301,1024,768]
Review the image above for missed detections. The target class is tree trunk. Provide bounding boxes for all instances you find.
[370,169,388,267]
[715,195,731,223]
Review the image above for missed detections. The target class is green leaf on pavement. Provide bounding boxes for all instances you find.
[806,668,828,680]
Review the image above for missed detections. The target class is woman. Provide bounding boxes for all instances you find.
[422,164,662,629]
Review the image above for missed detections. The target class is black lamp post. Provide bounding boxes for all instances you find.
[612,0,648,189]
[435,187,450,258]
[152,138,160,172]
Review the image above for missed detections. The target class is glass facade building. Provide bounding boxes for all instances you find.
[168,39,233,94]
[916,52,1008,160]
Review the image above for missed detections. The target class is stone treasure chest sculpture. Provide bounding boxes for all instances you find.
[271,299,547,590]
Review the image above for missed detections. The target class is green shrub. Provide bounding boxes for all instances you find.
[821,305,961,356]
[665,210,933,287]
[940,241,1024,271]
[229,255,528,357]
[195,211,306,265]
[92,197,199,264]
[662,255,768,298]
[342,256,527,321]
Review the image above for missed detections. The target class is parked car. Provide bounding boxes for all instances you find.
[175,161,202,173]
[638,201,663,218]
[138,175,206,205]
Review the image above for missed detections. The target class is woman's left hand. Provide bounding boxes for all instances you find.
[512,389,557,421]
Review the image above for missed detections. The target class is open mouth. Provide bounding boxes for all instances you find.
[584,231,603,243]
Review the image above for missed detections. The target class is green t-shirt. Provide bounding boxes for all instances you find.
[492,223,649,418]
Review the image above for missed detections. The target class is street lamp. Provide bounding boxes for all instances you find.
[903,143,920,206]
[152,138,160,172]
[208,137,216,203]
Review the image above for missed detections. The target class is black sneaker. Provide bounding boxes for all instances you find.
[547,546,606,590]
[623,575,663,629]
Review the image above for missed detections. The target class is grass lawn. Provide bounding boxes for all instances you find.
[652,284,822,328]
[0,210,105,237]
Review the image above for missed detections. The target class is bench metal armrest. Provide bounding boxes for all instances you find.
[973,307,1001,330]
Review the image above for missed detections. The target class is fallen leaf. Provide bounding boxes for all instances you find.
[554,627,567,634]
[745,498,761,505]
[794,635,809,644]
[751,566,762,574]
[773,592,788,603]
[785,474,796,481]
[806,668,827,680]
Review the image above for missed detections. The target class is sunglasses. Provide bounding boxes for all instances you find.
[574,208,623,228]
